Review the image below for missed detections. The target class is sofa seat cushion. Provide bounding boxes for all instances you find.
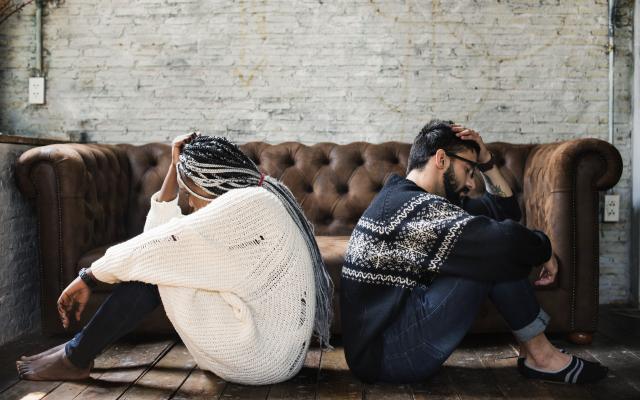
[315,235,350,333]
[316,235,350,273]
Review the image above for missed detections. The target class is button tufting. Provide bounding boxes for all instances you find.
[337,185,349,195]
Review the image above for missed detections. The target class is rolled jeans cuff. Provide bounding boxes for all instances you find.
[512,308,550,342]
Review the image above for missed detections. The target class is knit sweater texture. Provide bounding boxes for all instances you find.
[91,187,316,385]
[340,174,552,382]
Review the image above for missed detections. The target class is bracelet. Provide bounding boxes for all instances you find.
[478,152,495,172]
[79,268,97,290]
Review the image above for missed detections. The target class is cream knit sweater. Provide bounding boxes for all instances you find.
[90,187,316,385]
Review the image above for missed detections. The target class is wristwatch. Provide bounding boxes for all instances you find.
[79,268,98,290]
[478,152,495,172]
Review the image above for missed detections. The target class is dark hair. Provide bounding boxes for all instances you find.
[406,119,481,173]
[178,135,334,349]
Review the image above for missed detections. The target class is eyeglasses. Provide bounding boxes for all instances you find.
[444,151,478,179]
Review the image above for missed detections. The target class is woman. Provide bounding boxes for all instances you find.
[17,133,334,385]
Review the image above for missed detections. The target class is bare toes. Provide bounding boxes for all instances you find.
[21,372,35,381]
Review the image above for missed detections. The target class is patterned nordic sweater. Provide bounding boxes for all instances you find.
[340,174,552,382]
[91,187,316,385]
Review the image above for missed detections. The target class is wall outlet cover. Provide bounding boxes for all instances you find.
[28,77,45,105]
[604,194,620,222]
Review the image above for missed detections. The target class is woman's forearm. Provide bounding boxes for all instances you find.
[158,164,179,202]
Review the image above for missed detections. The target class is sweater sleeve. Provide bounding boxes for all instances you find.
[91,187,275,291]
[461,192,522,221]
[435,214,551,282]
[143,191,185,232]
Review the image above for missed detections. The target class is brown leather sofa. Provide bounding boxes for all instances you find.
[16,139,622,344]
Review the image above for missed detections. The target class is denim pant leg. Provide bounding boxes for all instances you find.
[378,276,492,383]
[488,278,550,342]
[65,281,161,368]
[377,276,548,383]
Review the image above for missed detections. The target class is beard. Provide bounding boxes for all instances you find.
[443,165,465,206]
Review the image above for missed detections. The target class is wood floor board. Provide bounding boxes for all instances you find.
[581,336,640,399]
[0,380,61,400]
[218,382,270,400]
[170,369,227,400]
[476,342,554,400]
[363,382,413,400]
[267,347,322,400]
[118,343,196,400]
[316,347,362,400]
[0,333,67,393]
[69,339,175,400]
[4,302,640,400]
[41,341,149,400]
[443,345,506,399]
[410,368,462,400]
[558,336,636,400]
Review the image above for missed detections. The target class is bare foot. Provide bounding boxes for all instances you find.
[16,347,90,381]
[19,343,67,361]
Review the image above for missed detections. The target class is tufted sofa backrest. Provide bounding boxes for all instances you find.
[241,142,411,235]
[120,141,535,237]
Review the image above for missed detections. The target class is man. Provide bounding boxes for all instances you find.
[340,120,608,384]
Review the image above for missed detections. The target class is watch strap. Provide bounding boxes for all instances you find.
[79,268,97,290]
[478,152,495,172]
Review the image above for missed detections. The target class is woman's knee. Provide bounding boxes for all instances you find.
[110,281,161,310]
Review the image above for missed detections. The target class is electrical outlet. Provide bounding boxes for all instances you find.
[29,77,45,104]
[603,194,620,222]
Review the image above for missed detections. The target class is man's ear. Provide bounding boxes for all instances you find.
[434,149,448,170]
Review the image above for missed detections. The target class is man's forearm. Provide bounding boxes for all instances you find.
[158,164,179,202]
[481,165,513,197]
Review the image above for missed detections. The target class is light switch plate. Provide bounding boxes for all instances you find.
[603,194,620,222]
[29,77,45,104]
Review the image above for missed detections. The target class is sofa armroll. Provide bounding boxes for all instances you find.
[16,144,132,334]
[522,138,622,332]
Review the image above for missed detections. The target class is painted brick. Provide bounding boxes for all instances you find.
[0,0,635,309]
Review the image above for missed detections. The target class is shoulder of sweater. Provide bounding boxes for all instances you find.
[196,187,285,218]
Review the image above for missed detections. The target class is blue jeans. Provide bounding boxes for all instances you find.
[377,276,549,383]
[65,282,161,369]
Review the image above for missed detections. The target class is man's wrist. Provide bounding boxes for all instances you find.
[478,149,492,164]
[478,152,495,172]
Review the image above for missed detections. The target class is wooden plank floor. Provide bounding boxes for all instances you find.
[2,306,640,400]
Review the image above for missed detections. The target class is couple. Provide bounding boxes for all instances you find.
[17,121,608,385]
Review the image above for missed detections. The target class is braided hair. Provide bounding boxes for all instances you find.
[177,135,334,349]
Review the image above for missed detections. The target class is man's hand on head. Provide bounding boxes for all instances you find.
[451,124,492,164]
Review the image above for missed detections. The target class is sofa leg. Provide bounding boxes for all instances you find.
[567,332,593,345]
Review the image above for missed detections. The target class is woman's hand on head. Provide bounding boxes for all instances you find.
[171,132,199,166]
[57,276,92,329]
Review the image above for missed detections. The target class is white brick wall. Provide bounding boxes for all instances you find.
[0,0,634,304]
[0,144,41,346]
